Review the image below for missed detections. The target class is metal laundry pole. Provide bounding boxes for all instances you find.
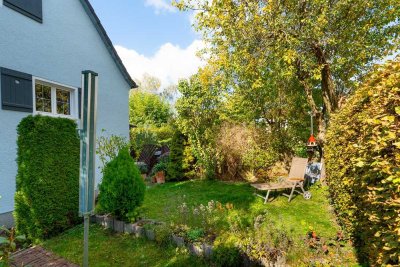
[79,70,98,267]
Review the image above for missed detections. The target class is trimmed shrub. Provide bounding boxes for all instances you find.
[98,149,145,222]
[15,115,80,240]
[167,130,185,181]
[325,59,400,265]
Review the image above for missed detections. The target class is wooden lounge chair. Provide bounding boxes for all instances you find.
[251,157,312,203]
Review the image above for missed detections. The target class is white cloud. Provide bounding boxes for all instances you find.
[115,40,205,88]
[145,0,175,13]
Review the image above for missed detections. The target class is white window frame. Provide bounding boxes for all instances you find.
[32,77,79,120]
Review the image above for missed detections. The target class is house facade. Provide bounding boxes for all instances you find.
[0,0,136,227]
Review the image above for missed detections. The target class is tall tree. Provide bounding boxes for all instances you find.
[175,0,400,142]
[129,91,172,127]
[137,73,161,93]
[175,69,223,179]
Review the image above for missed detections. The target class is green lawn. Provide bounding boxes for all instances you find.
[44,180,358,266]
[140,180,338,237]
[43,225,206,267]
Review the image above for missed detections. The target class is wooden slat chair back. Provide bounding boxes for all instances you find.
[288,157,309,179]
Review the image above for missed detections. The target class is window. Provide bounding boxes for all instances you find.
[33,78,78,119]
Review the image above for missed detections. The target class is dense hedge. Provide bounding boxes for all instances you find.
[325,60,400,265]
[98,149,145,222]
[15,115,80,240]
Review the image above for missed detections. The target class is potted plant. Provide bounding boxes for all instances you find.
[151,156,169,184]
[155,171,165,184]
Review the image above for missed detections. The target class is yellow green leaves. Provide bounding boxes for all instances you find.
[325,58,400,265]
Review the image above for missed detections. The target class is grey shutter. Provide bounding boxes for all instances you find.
[1,68,33,112]
[78,87,82,119]
[4,0,42,23]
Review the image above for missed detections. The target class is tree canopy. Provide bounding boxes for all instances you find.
[129,90,172,127]
[174,0,400,142]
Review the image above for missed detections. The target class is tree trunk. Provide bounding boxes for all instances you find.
[321,61,338,115]
[312,44,339,144]
[296,59,326,144]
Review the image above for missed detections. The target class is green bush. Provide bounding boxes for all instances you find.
[211,244,242,267]
[325,59,400,265]
[182,140,197,179]
[98,149,145,222]
[167,130,185,181]
[15,115,80,240]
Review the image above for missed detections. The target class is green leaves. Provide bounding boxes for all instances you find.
[15,115,80,240]
[0,228,26,265]
[98,149,145,222]
[325,59,400,265]
[176,0,400,142]
[129,91,172,127]
[0,237,8,245]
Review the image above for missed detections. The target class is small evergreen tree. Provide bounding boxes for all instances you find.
[167,130,185,181]
[98,149,145,222]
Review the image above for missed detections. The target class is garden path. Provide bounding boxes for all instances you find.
[11,246,78,267]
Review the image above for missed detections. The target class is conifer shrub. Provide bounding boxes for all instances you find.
[325,59,400,265]
[98,149,145,222]
[15,115,80,240]
[167,130,185,180]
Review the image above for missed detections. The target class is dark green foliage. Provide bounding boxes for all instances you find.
[98,149,145,222]
[211,245,242,267]
[15,115,80,240]
[167,130,185,181]
[325,59,400,265]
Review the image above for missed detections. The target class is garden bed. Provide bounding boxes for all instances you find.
[91,215,214,259]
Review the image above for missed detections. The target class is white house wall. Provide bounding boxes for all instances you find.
[0,0,130,216]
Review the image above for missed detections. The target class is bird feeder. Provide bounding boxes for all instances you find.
[306,134,318,153]
[306,111,319,160]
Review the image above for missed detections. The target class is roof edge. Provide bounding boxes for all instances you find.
[79,0,138,89]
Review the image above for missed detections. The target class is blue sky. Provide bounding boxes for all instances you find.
[90,0,204,87]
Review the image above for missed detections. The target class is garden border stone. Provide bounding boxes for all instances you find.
[171,234,185,247]
[124,223,135,234]
[145,229,155,241]
[114,219,124,233]
[93,215,215,260]
[101,216,113,229]
[188,243,203,256]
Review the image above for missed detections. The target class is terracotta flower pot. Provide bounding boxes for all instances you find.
[155,171,165,184]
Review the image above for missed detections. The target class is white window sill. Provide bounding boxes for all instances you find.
[33,111,79,121]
